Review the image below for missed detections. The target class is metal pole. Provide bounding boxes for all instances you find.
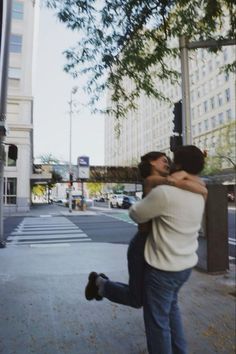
[179,35,192,145]
[68,86,78,213]
[68,92,73,213]
[0,0,12,248]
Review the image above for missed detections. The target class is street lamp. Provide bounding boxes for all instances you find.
[68,86,78,213]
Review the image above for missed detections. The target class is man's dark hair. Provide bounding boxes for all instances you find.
[173,145,205,174]
[138,151,167,178]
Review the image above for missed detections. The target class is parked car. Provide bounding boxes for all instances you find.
[94,197,105,202]
[122,196,140,209]
[110,194,126,208]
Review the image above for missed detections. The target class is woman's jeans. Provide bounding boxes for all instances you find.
[103,231,148,308]
[143,264,192,354]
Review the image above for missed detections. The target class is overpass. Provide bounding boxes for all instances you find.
[33,164,142,184]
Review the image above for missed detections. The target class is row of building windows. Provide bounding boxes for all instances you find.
[190,73,229,102]
[192,109,233,136]
[191,88,231,119]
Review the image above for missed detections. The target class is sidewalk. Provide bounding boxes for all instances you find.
[0,239,235,354]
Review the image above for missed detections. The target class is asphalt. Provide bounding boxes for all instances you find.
[0,204,235,354]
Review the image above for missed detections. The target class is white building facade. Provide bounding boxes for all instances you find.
[105,46,236,168]
[4,0,38,212]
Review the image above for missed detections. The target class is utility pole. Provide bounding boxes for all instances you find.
[179,35,236,146]
[0,0,12,248]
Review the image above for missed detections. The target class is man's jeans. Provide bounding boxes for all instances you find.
[103,231,148,308]
[143,264,192,354]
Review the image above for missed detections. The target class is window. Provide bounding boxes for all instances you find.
[209,79,214,90]
[3,178,17,205]
[225,88,230,102]
[10,34,22,53]
[218,112,224,125]
[217,93,223,106]
[226,109,232,121]
[225,72,229,82]
[208,60,213,72]
[195,69,199,81]
[5,144,18,167]
[202,66,206,77]
[12,1,24,20]
[210,97,215,110]
[223,48,228,62]
[204,119,209,130]
[8,67,21,79]
[191,107,195,120]
[198,122,202,134]
[211,116,216,129]
[203,101,208,113]
[197,104,201,116]
[8,67,21,88]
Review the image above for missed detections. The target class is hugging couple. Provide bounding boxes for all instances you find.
[85,145,207,354]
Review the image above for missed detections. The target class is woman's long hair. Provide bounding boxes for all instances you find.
[138,151,167,179]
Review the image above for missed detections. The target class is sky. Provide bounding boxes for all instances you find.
[33,6,105,166]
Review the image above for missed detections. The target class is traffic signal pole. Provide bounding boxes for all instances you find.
[179,35,192,145]
[179,35,235,147]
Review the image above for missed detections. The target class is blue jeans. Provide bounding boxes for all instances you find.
[103,231,148,308]
[143,264,192,354]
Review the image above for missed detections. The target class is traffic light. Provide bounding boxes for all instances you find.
[170,135,183,152]
[173,101,182,134]
[69,173,73,187]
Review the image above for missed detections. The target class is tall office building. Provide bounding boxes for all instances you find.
[105,46,235,169]
[4,0,39,212]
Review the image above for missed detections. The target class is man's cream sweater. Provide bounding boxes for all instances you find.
[129,185,205,271]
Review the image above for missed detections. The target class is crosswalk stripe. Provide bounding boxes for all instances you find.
[7,216,91,246]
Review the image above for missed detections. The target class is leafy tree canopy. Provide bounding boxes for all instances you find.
[37,153,60,164]
[45,0,235,121]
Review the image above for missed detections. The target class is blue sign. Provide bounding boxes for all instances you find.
[78,156,90,167]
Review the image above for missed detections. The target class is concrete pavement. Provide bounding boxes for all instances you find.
[0,204,235,354]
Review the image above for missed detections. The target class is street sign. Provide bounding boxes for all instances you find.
[78,156,89,167]
[77,156,90,179]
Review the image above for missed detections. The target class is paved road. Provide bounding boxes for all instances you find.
[3,203,235,262]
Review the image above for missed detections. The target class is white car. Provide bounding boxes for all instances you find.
[110,194,126,208]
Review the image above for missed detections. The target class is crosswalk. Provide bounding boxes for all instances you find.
[7,216,91,246]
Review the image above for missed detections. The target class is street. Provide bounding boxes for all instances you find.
[4,203,236,262]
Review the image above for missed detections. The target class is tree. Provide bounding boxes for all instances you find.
[86,182,103,197]
[37,153,60,164]
[45,0,235,124]
[112,183,125,193]
[36,154,63,202]
[203,121,236,175]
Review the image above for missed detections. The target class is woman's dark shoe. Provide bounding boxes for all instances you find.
[85,272,108,301]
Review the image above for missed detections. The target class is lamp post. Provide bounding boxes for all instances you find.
[0,0,12,248]
[68,86,78,213]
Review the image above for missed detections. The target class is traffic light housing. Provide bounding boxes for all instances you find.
[173,101,182,134]
[170,135,183,152]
